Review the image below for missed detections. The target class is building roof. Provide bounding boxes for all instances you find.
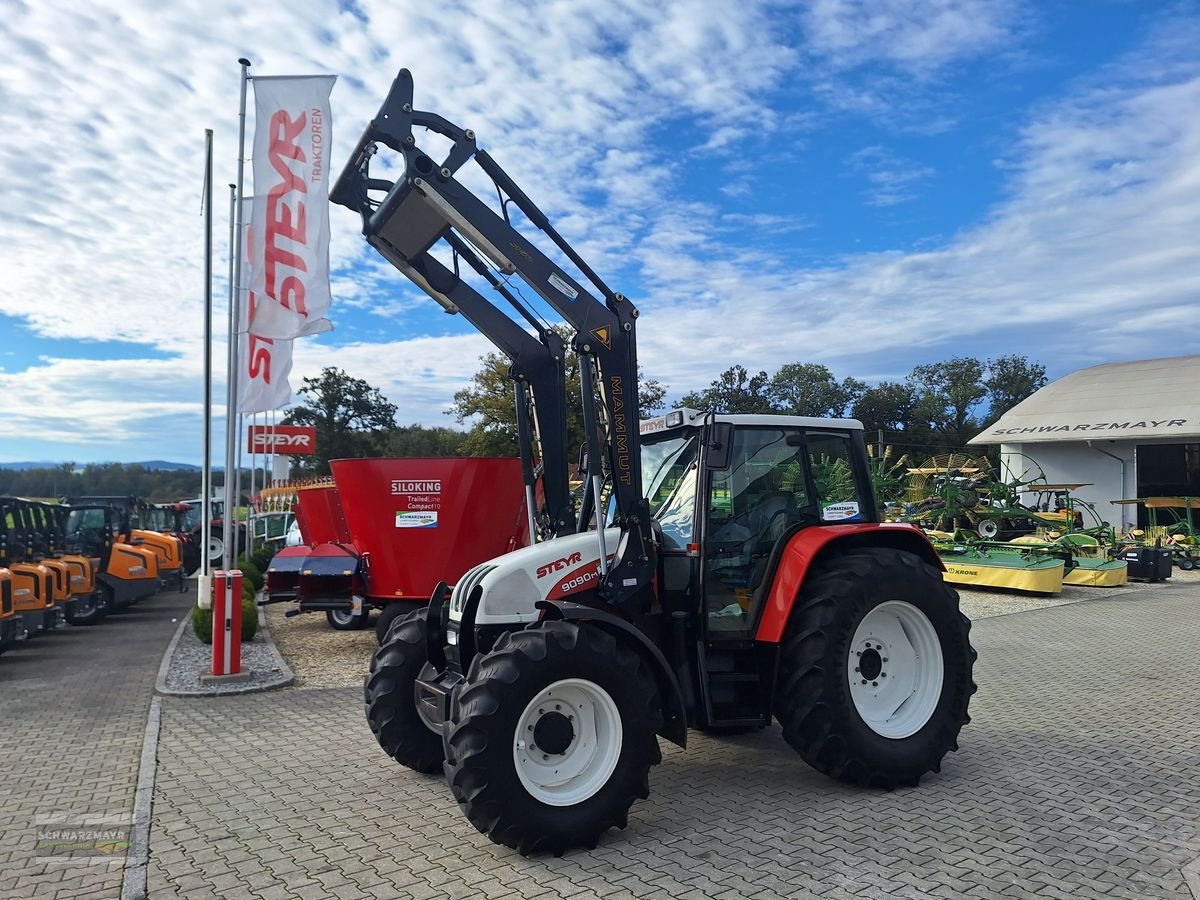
[969,355,1200,445]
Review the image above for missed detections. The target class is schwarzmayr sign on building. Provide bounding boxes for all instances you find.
[988,418,1189,438]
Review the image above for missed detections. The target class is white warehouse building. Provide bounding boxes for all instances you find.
[967,355,1200,531]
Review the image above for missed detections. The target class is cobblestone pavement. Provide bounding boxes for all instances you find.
[0,589,195,900]
[144,576,1200,899]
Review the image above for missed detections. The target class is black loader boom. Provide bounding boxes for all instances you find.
[331,68,653,599]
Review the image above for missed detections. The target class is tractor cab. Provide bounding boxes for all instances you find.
[641,409,875,640]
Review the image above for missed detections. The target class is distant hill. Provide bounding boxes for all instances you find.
[0,460,203,472]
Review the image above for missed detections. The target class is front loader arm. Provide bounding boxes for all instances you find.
[332,68,654,609]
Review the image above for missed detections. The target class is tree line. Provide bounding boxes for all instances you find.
[679,355,1047,451]
[285,352,1045,477]
[3,353,1047,496]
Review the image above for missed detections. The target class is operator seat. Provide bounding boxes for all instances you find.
[747,491,798,554]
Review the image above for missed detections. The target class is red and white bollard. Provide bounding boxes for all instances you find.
[212,569,242,677]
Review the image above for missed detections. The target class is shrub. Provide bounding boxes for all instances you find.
[251,546,274,572]
[191,597,260,644]
[192,603,213,643]
[236,559,263,592]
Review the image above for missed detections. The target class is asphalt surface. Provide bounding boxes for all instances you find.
[0,588,194,900]
[145,577,1200,899]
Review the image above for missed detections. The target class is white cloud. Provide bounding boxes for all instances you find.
[0,1,1197,464]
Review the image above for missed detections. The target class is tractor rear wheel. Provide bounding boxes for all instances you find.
[364,608,444,773]
[443,622,662,855]
[65,593,104,626]
[775,547,976,788]
[326,608,369,630]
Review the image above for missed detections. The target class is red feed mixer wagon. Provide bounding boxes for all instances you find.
[266,457,532,640]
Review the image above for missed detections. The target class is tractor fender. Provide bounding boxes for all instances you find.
[537,600,688,749]
[755,523,943,644]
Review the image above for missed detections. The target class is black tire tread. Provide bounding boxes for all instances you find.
[774,547,977,789]
[363,608,443,773]
[443,621,661,855]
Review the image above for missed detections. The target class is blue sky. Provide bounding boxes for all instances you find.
[1,0,1198,463]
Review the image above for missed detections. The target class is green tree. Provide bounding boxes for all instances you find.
[680,365,776,414]
[769,363,866,417]
[450,327,667,459]
[908,357,987,446]
[983,355,1047,425]
[283,367,398,475]
[384,423,469,457]
[851,381,916,435]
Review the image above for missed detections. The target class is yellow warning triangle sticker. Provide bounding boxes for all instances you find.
[590,326,612,350]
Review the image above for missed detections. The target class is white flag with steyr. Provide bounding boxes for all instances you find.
[238,197,294,413]
[247,75,337,340]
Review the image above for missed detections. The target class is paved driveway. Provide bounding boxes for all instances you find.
[0,589,194,900]
[145,581,1200,900]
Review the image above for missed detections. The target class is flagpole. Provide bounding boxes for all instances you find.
[200,128,214,607]
[236,412,246,556]
[223,57,251,573]
[247,412,257,554]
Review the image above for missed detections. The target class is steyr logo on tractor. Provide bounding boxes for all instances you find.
[536,552,582,579]
[247,425,317,455]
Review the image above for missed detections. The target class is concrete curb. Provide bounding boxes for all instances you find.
[153,598,295,698]
[120,695,161,900]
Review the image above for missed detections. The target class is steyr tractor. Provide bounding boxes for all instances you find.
[335,71,977,855]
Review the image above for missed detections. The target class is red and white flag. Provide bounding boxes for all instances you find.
[238,197,294,413]
[247,75,337,340]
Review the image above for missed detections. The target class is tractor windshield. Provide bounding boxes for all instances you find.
[642,432,701,548]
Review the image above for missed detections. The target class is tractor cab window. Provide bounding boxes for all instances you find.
[704,428,815,636]
[66,508,109,557]
[644,432,701,549]
[806,432,866,524]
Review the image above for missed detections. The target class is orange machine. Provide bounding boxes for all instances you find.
[0,566,27,654]
[31,502,106,626]
[63,504,160,612]
[70,496,186,593]
[0,497,62,634]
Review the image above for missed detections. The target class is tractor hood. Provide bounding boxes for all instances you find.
[448,529,621,627]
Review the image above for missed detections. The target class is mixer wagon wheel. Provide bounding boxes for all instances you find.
[774,547,976,789]
[364,607,444,773]
[327,609,370,630]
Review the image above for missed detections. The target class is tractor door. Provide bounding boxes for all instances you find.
[696,426,874,728]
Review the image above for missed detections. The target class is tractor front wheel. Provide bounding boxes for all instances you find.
[375,601,422,644]
[364,608,444,773]
[775,547,976,788]
[443,622,662,855]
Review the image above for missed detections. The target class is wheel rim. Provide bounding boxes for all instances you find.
[977,519,999,539]
[513,678,623,807]
[847,600,944,739]
[209,536,224,559]
[329,610,357,627]
[413,663,441,734]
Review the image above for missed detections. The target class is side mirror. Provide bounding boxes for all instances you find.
[577,446,589,476]
[707,422,734,470]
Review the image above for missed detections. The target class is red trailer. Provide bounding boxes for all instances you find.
[266,458,530,638]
